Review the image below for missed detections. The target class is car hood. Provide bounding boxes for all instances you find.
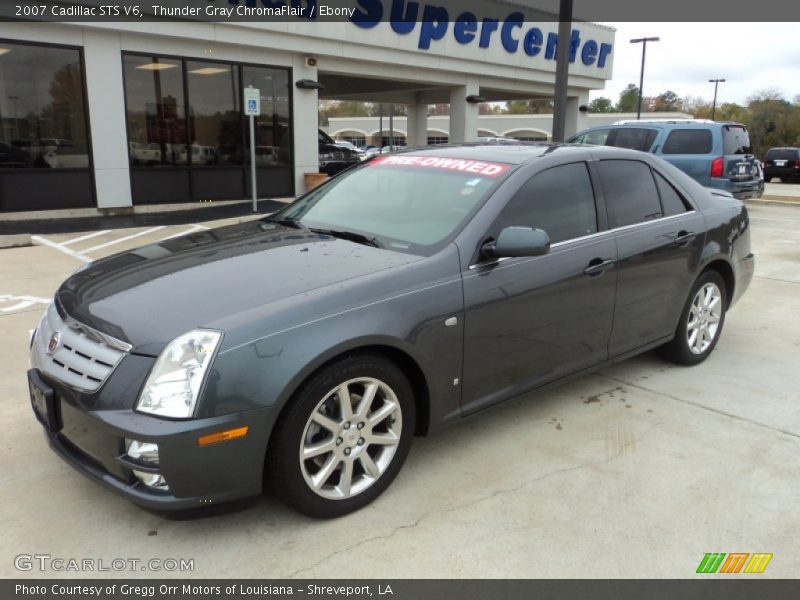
[56,221,419,355]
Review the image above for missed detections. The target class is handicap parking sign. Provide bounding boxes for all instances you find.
[244,87,261,116]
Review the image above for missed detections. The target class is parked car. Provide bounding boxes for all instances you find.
[129,142,162,165]
[334,140,368,161]
[180,144,217,166]
[0,142,29,167]
[318,129,360,175]
[568,119,764,200]
[29,144,753,518]
[763,147,800,182]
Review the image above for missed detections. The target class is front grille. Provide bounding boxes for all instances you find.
[30,302,130,392]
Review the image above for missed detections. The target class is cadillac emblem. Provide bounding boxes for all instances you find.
[47,331,62,355]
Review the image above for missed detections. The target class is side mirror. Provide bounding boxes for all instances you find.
[482,226,550,259]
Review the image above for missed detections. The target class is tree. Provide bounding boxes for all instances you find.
[745,89,799,155]
[653,90,682,112]
[616,84,640,113]
[587,97,616,113]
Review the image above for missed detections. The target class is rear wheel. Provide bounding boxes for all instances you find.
[268,353,415,518]
[765,176,772,183]
[657,271,727,366]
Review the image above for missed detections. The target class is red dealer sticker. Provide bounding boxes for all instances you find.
[370,155,511,178]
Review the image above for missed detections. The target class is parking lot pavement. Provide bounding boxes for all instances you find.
[0,204,798,578]
[763,181,800,201]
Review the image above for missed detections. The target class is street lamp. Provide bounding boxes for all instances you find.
[630,37,660,120]
[709,78,726,121]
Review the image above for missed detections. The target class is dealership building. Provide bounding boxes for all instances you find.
[0,1,615,213]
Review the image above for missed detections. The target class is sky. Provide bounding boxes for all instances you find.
[590,23,800,107]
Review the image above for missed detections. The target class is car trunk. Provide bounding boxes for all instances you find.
[722,125,759,182]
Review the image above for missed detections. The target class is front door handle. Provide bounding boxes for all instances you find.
[584,258,616,276]
[671,230,696,246]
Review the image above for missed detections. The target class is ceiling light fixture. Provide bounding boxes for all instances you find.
[188,67,228,76]
[135,62,178,71]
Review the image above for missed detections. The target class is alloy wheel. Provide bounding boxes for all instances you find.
[686,282,723,355]
[299,377,402,500]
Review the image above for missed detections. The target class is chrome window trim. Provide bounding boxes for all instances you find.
[468,211,696,270]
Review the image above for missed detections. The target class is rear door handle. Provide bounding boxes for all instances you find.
[671,230,696,246]
[583,258,616,276]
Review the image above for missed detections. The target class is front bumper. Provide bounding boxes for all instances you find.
[29,368,279,512]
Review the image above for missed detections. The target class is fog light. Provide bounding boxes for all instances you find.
[125,439,159,466]
[132,470,169,491]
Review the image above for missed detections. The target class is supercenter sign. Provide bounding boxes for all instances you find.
[224,0,614,70]
[350,0,613,67]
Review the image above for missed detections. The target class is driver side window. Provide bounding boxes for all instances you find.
[497,162,598,244]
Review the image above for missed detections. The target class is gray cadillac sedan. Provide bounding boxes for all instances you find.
[29,143,754,518]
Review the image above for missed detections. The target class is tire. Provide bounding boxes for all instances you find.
[267,353,415,518]
[657,271,727,366]
[765,176,772,183]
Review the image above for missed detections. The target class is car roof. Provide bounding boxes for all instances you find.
[395,142,648,165]
[395,142,582,165]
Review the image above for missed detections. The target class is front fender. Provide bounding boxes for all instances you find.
[198,247,465,432]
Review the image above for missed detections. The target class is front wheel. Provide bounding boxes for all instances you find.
[268,354,415,518]
[657,271,727,366]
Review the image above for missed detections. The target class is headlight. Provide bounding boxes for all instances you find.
[136,329,221,419]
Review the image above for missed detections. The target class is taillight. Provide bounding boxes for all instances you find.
[795,160,800,168]
[710,157,724,178]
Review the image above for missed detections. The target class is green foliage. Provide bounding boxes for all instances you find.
[617,84,641,112]
[588,97,616,113]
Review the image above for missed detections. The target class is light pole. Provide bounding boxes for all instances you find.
[709,78,725,121]
[630,37,659,120]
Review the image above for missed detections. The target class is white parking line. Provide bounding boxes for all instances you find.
[30,235,92,263]
[61,230,112,246]
[0,295,50,313]
[82,226,167,253]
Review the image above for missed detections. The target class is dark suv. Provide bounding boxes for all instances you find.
[568,120,764,200]
[763,147,800,182]
[318,129,360,176]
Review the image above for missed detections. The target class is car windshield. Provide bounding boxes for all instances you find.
[276,155,512,254]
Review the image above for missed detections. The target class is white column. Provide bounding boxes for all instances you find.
[406,103,428,148]
[565,91,591,139]
[292,55,319,195]
[449,80,480,144]
[82,30,132,209]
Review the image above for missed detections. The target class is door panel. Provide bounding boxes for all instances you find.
[461,234,617,416]
[609,212,705,356]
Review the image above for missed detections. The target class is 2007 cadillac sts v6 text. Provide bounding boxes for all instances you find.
[28,144,754,518]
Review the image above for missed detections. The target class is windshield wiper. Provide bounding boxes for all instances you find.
[264,217,306,230]
[310,228,382,248]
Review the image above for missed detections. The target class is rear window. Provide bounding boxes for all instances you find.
[766,148,799,161]
[662,129,713,154]
[572,129,611,145]
[723,126,751,155]
[610,128,658,152]
[598,160,663,228]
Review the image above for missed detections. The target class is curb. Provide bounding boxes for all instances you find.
[0,234,33,249]
[0,199,289,236]
[746,197,800,207]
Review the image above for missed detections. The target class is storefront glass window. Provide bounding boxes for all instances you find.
[186,61,241,166]
[242,66,292,167]
[123,55,187,166]
[0,41,90,169]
